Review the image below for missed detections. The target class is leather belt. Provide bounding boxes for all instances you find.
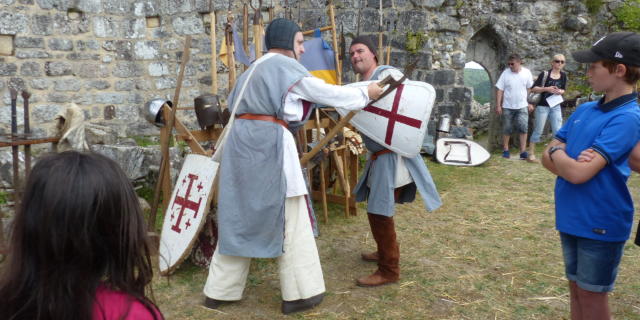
[371,149,393,161]
[237,113,288,128]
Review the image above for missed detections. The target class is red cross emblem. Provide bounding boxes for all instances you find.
[363,84,422,145]
[170,173,203,233]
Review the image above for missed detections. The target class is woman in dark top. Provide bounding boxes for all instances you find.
[527,54,568,162]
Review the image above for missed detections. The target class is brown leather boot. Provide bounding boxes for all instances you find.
[361,251,379,262]
[360,214,380,262]
[356,214,399,287]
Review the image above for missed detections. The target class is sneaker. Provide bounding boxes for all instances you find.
[502,150,510,158]
[519,151,529,160]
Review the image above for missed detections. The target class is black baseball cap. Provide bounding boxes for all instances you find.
[572,32,640,67]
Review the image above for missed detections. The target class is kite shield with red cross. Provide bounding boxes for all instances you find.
[159,154,218,275]
[339,80,436,157]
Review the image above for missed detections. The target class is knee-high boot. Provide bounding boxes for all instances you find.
[361,213,380,262]
[356,213,399,287]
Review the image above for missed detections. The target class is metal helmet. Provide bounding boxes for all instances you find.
[143,98,172,127]
[194,94,224,130]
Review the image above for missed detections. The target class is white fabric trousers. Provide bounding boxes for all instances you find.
[203,195,325,301]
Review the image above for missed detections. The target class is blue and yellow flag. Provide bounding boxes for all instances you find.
[300,31,338,85]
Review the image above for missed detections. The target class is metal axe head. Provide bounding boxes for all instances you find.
[369,74,407,104]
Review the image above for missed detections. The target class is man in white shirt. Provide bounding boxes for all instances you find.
[202,19,382,315]
[495,54,534,159]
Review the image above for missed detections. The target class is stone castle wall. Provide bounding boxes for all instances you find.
[0,0,627,142]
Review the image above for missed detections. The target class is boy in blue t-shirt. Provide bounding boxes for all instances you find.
[541,32,640,319]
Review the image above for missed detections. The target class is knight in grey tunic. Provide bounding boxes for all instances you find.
[203,19,383,315]
[349,35,442,288]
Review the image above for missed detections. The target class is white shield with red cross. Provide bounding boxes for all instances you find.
[159,154,218,275]
[339,80,436,157]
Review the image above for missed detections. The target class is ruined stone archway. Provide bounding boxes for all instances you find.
[466,25,509,152]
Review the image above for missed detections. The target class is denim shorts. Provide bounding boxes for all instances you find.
[502,107,528,135]
[560,232,625,292]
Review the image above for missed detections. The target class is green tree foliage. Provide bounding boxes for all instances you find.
[584,0,604,15]
[614,0,640,32]
[464,68,491,105]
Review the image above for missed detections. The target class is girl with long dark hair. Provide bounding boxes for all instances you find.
[0,151,163,320]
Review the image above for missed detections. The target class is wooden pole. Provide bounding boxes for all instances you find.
[210,11,218,94]
[315,110,329,223]
[226,15,236,90]
[243,4,249,71]
[149,36,192,231]
[253,6,263,60]
[328,1,341,85]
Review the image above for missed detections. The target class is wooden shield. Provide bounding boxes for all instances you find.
[436,138,490,166]
[338,80,436,157]
[159,154,218,275]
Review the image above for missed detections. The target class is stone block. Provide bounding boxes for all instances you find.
[76,39,100,50]
[451,50,466,69]
[435,88,444,102]
[128,92,144,104]
[0,11,28,35]
[54,78,82,91]
[15,37,44,48]
[160,0,193,15]
[411,0,445,8]
[0,35,13,55]
[104,0,127,14]
[31,78,50,89]
[94,92,127,104]
[66,52,100,60]
[0,0,15,5]
[20,61,42,76]
[48,38,73,51]
[53,13,90,35]
[112,62,143,78]
[32,104,62,123]
[92,145,146,179]
[7,77,25,92]
[71,92,92,105]
[148,61,170,76]
[48,92,71,103]
[103,40,134,60]
[134,41,160,60]
[86,80,111,90]
[431,69,456,86]
[155,77,175,89]
[0,63,17,76]
[36,0,71,10]
[433,14,460,32]
[45,61,73,76]
[93,16,120,38]
[115,79,135,91]
[76,0,102,13]
[124,18,146,39]
[114,104,140,121]
[448,86,472,104]
[399,10,427,31]
[76,63,109,78]
[133,1,160,17]
[31,15,54,36]
[16,50,51,59]
[172,14,204,35]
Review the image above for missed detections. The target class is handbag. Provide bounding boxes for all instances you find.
[526,70,549,105]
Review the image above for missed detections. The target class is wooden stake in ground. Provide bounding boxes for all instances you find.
[149,36,192,232]
[253,0,263,60]
[210,10,218,95]
[225,14,236,90]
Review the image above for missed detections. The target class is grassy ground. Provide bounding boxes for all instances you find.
[154,150,640,319]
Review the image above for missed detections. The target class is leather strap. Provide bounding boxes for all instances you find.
[237,113,288,128]
[371,149,393,161]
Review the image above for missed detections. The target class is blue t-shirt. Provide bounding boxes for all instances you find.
[554,92,640,242]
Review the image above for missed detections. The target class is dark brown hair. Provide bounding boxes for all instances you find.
[0,151,162,320]
[601,60,640,84]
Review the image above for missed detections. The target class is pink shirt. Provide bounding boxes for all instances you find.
[93,286,163,320]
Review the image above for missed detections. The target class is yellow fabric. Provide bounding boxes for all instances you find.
[218,41,228,67]
[310,70,337,85]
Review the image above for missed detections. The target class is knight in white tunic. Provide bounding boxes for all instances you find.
[202,19,383,315]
